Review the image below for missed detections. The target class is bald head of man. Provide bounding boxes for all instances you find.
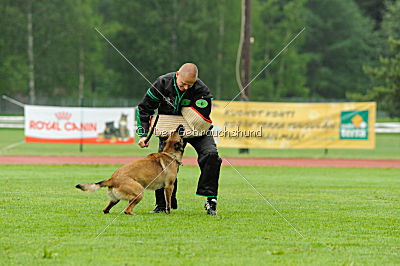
[176,63,198,92]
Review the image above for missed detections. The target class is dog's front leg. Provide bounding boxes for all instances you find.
[164,184,174,214]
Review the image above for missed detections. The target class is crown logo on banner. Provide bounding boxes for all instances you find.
[55,112,72,120]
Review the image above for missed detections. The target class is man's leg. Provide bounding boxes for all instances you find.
[151,137,178,213]
[188,134,222,215]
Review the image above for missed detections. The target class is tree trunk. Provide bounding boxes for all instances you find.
[239,0,251,154]
[276,61,284,98]
[79,44,85,102]
[216,0,225,100]
[171,0,178,65]
[241,0,251,100]
[27,0,35,104]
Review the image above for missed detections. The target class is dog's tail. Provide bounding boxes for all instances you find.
[75,179,112,192]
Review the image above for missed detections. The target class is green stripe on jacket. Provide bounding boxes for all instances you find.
[135,108,147,136]
[147,88,160,101]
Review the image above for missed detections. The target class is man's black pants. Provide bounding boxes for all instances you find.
[155,134,222,208]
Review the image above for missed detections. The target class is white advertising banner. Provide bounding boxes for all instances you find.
[24,105,135,144]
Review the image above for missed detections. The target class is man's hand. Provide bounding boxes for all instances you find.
[138,136,149,148]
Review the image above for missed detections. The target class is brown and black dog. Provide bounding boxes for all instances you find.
[76,125,185,215]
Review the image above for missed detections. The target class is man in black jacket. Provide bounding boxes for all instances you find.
[136,63,221,215]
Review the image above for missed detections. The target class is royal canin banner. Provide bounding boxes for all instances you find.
[24,105,135,144]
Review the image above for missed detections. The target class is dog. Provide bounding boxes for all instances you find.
[76,125,185,215]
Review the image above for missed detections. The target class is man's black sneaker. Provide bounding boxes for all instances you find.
[204,198,217,215]
[149,206,166,213]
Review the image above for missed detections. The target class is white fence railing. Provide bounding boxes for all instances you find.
[1,116,399,133]
[375,122,400,133]
[0,116,24,129]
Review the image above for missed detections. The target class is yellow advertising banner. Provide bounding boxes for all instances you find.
[210,101,376,149]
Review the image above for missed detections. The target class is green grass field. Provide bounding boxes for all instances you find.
[1,165,399,265]
[1,129,400,159]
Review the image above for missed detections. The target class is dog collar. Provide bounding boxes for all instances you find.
[162,152,183,166]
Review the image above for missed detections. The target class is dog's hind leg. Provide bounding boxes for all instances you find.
[103,189,120,214]
[124,193,143,215]
[103,200,120,214]
[113,181,143,215]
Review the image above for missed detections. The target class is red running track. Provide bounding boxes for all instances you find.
[1,156,399,168]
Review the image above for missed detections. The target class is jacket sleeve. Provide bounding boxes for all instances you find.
[136,78,163,136]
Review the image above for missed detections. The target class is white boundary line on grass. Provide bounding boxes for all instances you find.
[0,140,25,153]
[224,158,304,238]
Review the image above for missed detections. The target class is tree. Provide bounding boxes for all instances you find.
[251,0,309,100]
[304,0,374,99]
[360,1,400,117]
[0,0,28,98]
[100,0,228,99]
[3,0,386,106]
[353,0,387,29]
[363,38,400,117]
[381,0,400,40]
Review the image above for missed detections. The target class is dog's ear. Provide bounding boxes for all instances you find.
[176,124,185,137]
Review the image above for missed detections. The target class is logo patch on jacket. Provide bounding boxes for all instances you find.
[181,99,191,106]
[195,99,208,108]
